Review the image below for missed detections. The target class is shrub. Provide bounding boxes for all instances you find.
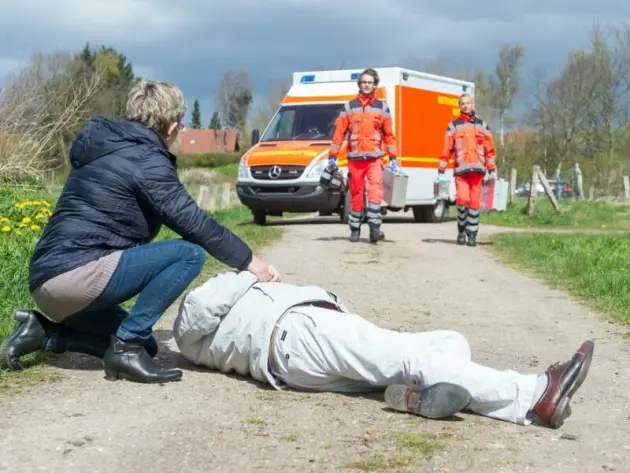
[176,152,242,169]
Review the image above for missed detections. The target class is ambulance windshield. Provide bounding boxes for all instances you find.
[260,103,344,142]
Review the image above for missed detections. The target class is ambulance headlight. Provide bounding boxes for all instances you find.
[238,158,250,178]
[306,159,327,178]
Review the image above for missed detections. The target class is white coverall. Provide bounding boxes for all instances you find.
[173,271,541,425]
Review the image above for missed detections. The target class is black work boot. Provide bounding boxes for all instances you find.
[349,229,360,242]
[456,232,467,245]
[466,233,477,247]
[0,309,51,370]
[384,382,472,419]
[369,227,385,243]
[103,336,182,384]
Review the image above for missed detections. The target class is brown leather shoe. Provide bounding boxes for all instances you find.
[531,340,594,429]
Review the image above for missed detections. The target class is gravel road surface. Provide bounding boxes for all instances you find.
[1,215,628,473]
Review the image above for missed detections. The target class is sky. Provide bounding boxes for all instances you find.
[1,0,629,126]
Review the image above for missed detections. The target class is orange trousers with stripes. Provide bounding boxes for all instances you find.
[455,172,484,210]
[348,159,383,211]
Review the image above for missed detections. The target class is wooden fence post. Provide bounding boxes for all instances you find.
[197,185,209,209]
[509,168,517,204]
[623,175,629,200]
[526,165,540,216]
[575,162,584,200]
[221,183,231,208]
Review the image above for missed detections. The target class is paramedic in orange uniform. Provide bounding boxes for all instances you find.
[438,93,497,247]
[328,68,398,243]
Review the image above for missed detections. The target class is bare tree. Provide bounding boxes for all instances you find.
[265,81,289,116]
[486,43,526,149]
[0,50,105,182]
[216,70,253,131]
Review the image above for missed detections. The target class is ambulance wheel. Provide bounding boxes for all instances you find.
[413,201,448,223]
[253,210,267,226]
[340,190,350,223]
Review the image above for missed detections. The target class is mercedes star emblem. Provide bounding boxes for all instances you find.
[268,165,282,179]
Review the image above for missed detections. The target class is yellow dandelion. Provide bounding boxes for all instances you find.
[0,217,8,223]
[15,203,24,209]
[32,201,41,205]
[15,231,22,236]
[2,225,11,232]
[42,201,51,207]
[35,213,45,220]
[600,224,606,229]
[22,217,32,224]
[19,223,27,228]
[30,224,41,231]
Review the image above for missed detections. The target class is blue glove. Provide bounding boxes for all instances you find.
[487,171,496,180]
[389,157,399,172]
[328,157,337,168]
[437,170,448,182]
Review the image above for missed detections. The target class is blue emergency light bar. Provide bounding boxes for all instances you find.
[350,73,360,80]
[300,75,316,83]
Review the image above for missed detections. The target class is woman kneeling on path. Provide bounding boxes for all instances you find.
[1,80,280,384]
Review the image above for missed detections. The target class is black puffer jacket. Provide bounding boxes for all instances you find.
[29,116,252,292]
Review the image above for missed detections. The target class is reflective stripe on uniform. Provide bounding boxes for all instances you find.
[466,208,480,236]
[366,202,382,229]
[348,210,362,231]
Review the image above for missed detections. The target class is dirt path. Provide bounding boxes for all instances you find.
[1,215,629,473]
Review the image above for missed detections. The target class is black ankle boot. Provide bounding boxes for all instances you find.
[369,227,385,243]
[0,309,51,370]
[103,336,182,384]
[466,233,477,247]
[456,232,466,245]
[349,229,360,242]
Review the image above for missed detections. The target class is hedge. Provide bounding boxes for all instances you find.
[176,152,245,169]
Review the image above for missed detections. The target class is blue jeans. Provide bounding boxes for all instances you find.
[47,240,206,355]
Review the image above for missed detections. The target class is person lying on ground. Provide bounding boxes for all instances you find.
[172,270,594,429]
[0,80,280,385]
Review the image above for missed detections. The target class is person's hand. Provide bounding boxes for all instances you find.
[268,265,281,282]
[247,256,281,282]
[389,158,399,172]
[327,157,337,168]
[487,171,497,180]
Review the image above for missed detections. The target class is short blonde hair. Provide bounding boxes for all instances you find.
[458,92,474,106]
[125,81,187,136]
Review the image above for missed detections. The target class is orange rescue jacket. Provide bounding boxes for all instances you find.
[330,93,397,160]
[439,112,496,175]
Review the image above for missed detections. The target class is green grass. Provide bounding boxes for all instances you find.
[0,185,283,387]
[474,198,630,230]
[490,232,630,325]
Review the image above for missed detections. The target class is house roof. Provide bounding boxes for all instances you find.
[173,129,239,154]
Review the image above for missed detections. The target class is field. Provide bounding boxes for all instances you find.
[479,197,630,230]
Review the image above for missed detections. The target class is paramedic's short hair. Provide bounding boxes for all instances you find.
[458,93,474,105]
[125,81,187,136]
[358,68,380,87]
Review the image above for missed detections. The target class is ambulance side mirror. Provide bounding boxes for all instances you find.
[251,128,260,146]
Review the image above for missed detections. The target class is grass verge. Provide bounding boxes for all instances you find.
[475,198,630,230]
[0,185,283,389]
[489,232,630,326]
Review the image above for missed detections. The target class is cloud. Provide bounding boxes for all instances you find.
[0,0,190,44]
[1,0,629,123]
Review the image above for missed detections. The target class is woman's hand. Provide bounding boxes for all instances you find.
[247,256,281,282]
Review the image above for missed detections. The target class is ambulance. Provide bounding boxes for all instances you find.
[235,66,474,225]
